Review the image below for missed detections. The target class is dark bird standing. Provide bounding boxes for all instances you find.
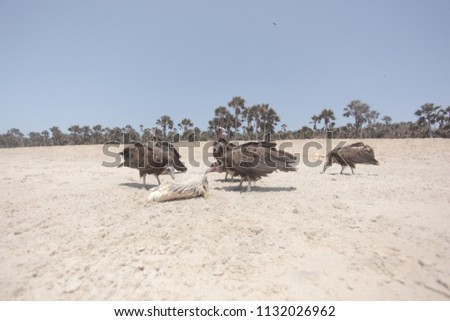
[322,142,379,174]
[118,141,187,188]
[213,127,238,181]
[210,139,297,192]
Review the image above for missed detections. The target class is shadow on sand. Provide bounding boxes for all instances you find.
[216,185,297,193]
[119,182,157,190]
[326,172,378,177]
[327,172,352,176]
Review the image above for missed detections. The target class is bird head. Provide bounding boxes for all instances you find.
[215,127,227,140]
[162,165,176,179]
[205,162,224,174]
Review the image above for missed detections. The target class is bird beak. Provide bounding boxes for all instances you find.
[206,164,222,173]
[163,166,175,179]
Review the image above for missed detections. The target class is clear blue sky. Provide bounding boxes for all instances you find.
[1,0,449,134]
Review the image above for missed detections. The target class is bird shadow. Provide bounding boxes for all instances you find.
[216,185,297,193]
[327,173,352,176]
[119,182,157,190]
[326,172,378,177]
[214,178,240,183]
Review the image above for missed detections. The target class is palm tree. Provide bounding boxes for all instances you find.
[92,124,104,144]
[213,106,234,133]
[243,105,261,139]
[310,115,320,131]
[318,109,336,131]
[28,131,42,147]
[414,103,441,138]
[366,110,380,127]
[242,106,256,139]
[228,96,245,135]
[298,126,314,139]
[343,100,370,137]
[50,126,65,146]
[6,128,25,147]
[122,124,140,143]
[68,125,82,145]
[81,125,92,144]
[139,125,156,142]
[381,116,392,125]
[41,130,50,146]
[105,127,124,142]
[258,104,280,139]
[156,115,174,138]
[178,118,194,140]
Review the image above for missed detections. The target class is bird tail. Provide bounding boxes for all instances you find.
[172,157,187,172]
[269,148,297,172]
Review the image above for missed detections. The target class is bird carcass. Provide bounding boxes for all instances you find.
[148,174,208,202]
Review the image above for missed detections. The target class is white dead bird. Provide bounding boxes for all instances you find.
[148,170,209,202]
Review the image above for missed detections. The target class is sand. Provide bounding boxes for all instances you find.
[0,139,449,300]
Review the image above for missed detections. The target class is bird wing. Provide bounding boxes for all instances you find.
[145,142,167,167]
[337,144,378,164]
[152,142,187,172]
[232,142,287,175]
[119,144,146,168]
[242,142,296,172]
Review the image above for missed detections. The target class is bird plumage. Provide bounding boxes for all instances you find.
[211,140,297,191]
[213,127,238,181]
[118,141,187,187]
[148,173,208,202]
[322,142,379,174]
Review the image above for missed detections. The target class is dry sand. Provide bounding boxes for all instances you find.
[0,139,449,300]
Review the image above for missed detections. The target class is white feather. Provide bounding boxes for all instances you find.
[148,174,208,202]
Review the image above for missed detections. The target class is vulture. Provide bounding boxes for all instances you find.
[209,140,297,192]
[118,141,187,187]
[322,142,379,174]
[213,127,238,181]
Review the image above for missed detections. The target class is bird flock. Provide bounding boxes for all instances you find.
[117,127,379,201]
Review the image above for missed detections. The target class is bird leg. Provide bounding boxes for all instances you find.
[236,176,252,192]
[225,172,236,182]
[142,174,147,189]
[237,177,244,190]
[156,175,161,185]
[340,166,345,174]
[351,167,354,174]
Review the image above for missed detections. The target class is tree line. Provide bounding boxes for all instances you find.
[1,97,449,148]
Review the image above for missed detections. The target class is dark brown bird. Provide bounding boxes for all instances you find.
[213,127,238,181]
[209,140,297,192]
[118,141,187,188]
[322,142,379,174]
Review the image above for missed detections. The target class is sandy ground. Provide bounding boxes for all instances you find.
[0,139,449,300]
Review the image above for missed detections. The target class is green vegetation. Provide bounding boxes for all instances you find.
[1,98,449,147]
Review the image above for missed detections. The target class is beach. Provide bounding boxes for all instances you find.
[1,139,449,300]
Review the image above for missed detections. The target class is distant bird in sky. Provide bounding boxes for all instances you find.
[272,22,277,26]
